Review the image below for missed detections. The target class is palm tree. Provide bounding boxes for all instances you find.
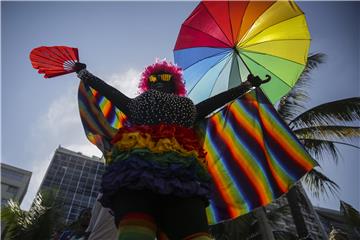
[1,189,63,240]
[277,53,360,239]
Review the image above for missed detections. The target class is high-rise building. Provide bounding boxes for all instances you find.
[38,146,105,223]
[1,163,32,206]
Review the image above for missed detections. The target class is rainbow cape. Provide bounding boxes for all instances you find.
[78,82,316,224]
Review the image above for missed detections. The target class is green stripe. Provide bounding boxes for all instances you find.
[239,53,292,103]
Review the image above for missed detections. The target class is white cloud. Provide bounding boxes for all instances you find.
[107,68,141,98]
[22,68,140,210]
[42,88,79,137]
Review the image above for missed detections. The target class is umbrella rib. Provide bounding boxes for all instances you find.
[236,53,253,80]
[180,48,232,71]
[239,14,304,47]
[202,2,233,47]
[241,48,307,66]
[241,38,310,50]
[188,51,232,94]
[227,1,235,45]
[209,53,233,96]
[237,53,252,74]
[228,1,250,43]
[182,24,232,48]
[240,53,293,89]
[237,3,274,44]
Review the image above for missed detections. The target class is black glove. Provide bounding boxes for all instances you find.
[74,62,87,73]
[247,74,271,88]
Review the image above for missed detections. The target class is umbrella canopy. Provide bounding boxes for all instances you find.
[174,0,310,104]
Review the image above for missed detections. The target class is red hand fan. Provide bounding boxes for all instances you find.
[30,46,79,78]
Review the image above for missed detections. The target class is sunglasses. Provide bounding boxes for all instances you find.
[149,73,172,83]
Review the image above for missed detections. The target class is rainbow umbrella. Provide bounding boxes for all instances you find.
[174,0,310,104]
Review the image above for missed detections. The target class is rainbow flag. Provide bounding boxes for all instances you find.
[203,88,316,224]
[77,82,126,155]
[78,82,316,224]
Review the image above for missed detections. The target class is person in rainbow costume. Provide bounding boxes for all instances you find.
[74,60,268,240]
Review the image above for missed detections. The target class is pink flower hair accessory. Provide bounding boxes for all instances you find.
[139,59,186,96]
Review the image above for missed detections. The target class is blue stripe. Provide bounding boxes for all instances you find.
[207,115,256,210]
[174,47,231,70]
[230,100,284,197]
[225,111,277,199]
[238,91,309,179]
[183,50,231,93]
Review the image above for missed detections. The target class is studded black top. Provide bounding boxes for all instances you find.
[127,90,196,127]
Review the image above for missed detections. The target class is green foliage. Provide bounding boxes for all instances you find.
[290,98,360,129]
[303,169,339,199]
[1,189,63,240]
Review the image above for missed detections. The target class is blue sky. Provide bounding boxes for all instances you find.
[2,1,359,212]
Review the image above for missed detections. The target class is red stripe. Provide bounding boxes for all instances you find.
[211,114,269,205]
[229,102,289,193]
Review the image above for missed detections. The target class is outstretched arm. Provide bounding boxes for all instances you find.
[75,63,132,114]
[195,74,270,121]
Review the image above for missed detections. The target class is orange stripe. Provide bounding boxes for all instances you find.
[79,108,102,134]
[205,148,242,217]
[212,114,271,205]
[101,100,111,117]
[205,118,245,217]
[254,99,314,170]
[230,102,289,193]
[238,1,274,42]
[261,115,314,171]
[251,99,295,192]
[229,1,249,44]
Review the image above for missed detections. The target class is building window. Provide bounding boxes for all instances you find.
[6,185,19,195]
[2,170,25,181]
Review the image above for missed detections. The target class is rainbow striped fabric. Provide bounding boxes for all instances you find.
[202,88,316,224]
[77,82,316,224]
[78,81,126,155]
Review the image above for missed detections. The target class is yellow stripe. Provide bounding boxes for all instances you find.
[238,15,310,48]
[241,40,310,65]
[239,0,303,45]
[112,133,205,166]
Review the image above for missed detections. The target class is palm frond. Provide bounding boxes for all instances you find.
[277,81,309,124]
[277,53,326,123]
[340,201,360,228]
[294,126,360,143]
[26,192,47,225]
[300,138,341,163]
[303,53,327,75]
[302,169,339,199]
[1,199,27,239]
[289,97,360,128]
[1,190,62,240]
